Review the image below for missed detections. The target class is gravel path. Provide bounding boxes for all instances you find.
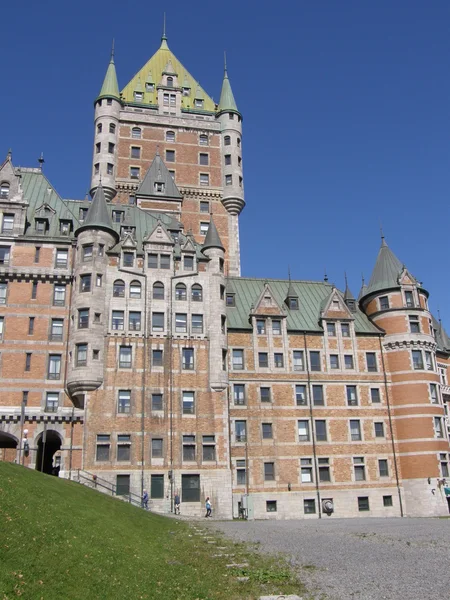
[207,517,450,599]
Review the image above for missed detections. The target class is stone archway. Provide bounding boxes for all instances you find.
[0,431,18,462]
[35,430,62,475]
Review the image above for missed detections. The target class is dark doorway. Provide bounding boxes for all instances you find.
[35,430,62,474]
[0,431,18,462]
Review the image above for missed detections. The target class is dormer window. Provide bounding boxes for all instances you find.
[154,182,165,194]
[167,77,174,87]
[60,220,71,235]
[79,208,88,221]
[134,91,143,102]
[184,255,194,271]
[195,99,204,108]
[346,299,356,312]
[0,183,10,199]
[112,210,124,223]
[35,219,47,234]
[183,87,190,96]
[226,293,235,307]
[123,252,134,268]
[145,83,155,92]
[288,297,299,310]
[121,226,135,236]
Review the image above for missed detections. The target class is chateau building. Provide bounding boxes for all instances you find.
[1,33,449,519]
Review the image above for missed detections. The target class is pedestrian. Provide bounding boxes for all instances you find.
[174,492,181,515]
[142,489,149,510]
[205,496,212,518]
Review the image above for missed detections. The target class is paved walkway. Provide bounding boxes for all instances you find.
[208,517,450,600]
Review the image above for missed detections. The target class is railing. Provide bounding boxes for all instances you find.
[76,469,146,509]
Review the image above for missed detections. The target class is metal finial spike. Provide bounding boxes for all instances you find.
[38,152,45,170]
[288,266,291,282]
[438,308,441,322]
[111,38,115,60]
[224,51,227,74]
[380,222,385,240]
[324,268,328,282]
[361,272,365,285]
[162,12,167,39]
[7,148,12,161]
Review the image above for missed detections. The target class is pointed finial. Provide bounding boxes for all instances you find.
[344,272,348,287]
[7,149,12,161]
[111,39,115,61]
[380,223,388,247]
[324,268,328,283]
[38,152,45,170]
[438,308,441,323]
[288,267,291,282]
[163,12,166,38]
[361,273,365,286]
[224,51,227,75]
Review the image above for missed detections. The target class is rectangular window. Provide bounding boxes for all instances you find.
[383,495,393,507]
[304,499,316,514]
[175,313,187,333]
[258,386,270,403]
[425,351,433,371]
[440,453,449,478]
[78,308,89,329]
[31,281,38,299]
[83,245,93,261]
[318,458,331,482]
[183,255,194,270]
[295,385,307,406]
[409,315,420,333]
[45,392,59,412]
[181,474,200,502]
[236,459,246,485]
[327,322,336,336]
[200,201,210,213]
[366,352,377,372]
[2,214,14,233]
[412,350,424,370]
[344,355,354,369]
[25,352,31,371]
[405,291,414,308]
[182,348,194,370]
[374,422,385,438]
[430,384,439,404]
[0,316,3,339]
[202,435,216,461]
[301,458,313,483]
[50,319,64,341]
[151,438,163,458]
[234,384,246,406]
[232,349,244,370]
[152,312,164,332]
[347,385,358,406]
[309,351,321,371]
[272,319,281,335]
[28,317,35,335]
[380,296,389,310]
[225,174,232,186]
[274,353,284,368]
[224,154,232,166]
[0,246,10,265]
[116,475,130,496]
[112,310,124,330]
[76,344,87,367]
[148,253,158,269]
[235,420,247,442]
[200,222,209,236]
[330,354,339,369]
[123,252,134,267]
[354,457,366,481]
[199,173,210,186]
[56,249,68,268]
[160,254,170,270]
[130,167,140,179]
[80,274,91,293]
[298,420,310,442]
[264,462,275,481]
[315,420,327,441]
[199,153,209,165]
[358,496,370,511]
[379,459,389,477]
[191,314,203,334]
[182,391,195,415]
[256,319,266,334]
[129,311,141,331]
[226,293,235,307]
[262,423,273,439]
[350,419,362,441]
[293,351,304,371]
[119,346,132,368]
[48,354,61,380]
[182,435,196,461]
[117,435,131,461]
[34,247,40,263]
[151,474,164,499]
[434,417,444,438]
[259,352,269,368]
[96,435,110,461]
[341,323,350,337]
[131,146,140,159]
[312,385,324,406]
[152,349,163,367]
[266,500,277,512]
[370,388,381,403]
[118,390,131,414]
[166,150,175,162]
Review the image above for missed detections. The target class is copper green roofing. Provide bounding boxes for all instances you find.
[202,217,224,252]
[364,237,404,297]
[121,37,215,112]
[97,50,120,101]
[226,277,381,334]
[75,184,117,239]
[218,68,238,114]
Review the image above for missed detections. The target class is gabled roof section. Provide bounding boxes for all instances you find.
[251,283,285,317]
[320,287,354,321]
[120,36,215,112]
[218,67,239,114]
[97,48,120,102]
[202,217,224,252]
[364,236,405,297]
[145,219,174,246]
[0,152,24,202]
[76,184,117,239]
[137,152,182,200]
[181,235,196,253]
[227,277,380,334]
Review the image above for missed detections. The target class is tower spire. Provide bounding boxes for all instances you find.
[217,56,239,114]
[160,13,169,49]
[97,44,120,102]
[111,38,115,61]
[224,50,227,74]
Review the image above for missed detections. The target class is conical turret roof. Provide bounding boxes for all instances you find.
[97,47,120,102]
[218,67,239,114]
[202,217,224,252]
[364,237,404,297]
[344,274,355,301]
[76,184,118,239]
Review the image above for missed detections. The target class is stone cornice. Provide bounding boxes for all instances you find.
[383,337,437,352]
[0,267,73,283]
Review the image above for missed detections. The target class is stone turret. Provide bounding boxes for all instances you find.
[67,184,119,407]
[90,44,121,201]
[216,60,244,277]
[202,217,227,390]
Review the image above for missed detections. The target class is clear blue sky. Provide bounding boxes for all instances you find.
[1,1,449,324]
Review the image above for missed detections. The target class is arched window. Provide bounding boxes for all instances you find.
[132,127,141,139]
[153,281,164,300]
[97,123,102,134]
[109,123,116,134]
[175,283,187,301]
[0,182,10,199]
[113,279,125,298]
[167,77,173,87]
[166,130,175,143]
[199,134,208,146]
[224,135,231,146]
[237,137,241,148]
[191,284,203,302]
[130,280,141,299]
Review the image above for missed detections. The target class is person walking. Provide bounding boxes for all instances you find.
[174,492,181,515]
[205,496,212,518]
[142,489,149,510]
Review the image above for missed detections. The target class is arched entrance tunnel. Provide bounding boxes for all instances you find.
[0,431,18,462]
[35,430,62,474]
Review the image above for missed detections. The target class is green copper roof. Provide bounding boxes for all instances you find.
[218,68,238,113]
[202,217,224,252]
[227,277,380,334]
[97,52,120,101]
[76,184,117,239]
[121,37,215,112]
[137,151,182,199]
[364,237,404,297]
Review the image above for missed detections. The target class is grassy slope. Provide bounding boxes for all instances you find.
[0,463,306,600]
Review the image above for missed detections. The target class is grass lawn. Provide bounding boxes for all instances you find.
[0,462,307,599]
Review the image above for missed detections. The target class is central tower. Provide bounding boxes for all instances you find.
[90,34,245,276]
